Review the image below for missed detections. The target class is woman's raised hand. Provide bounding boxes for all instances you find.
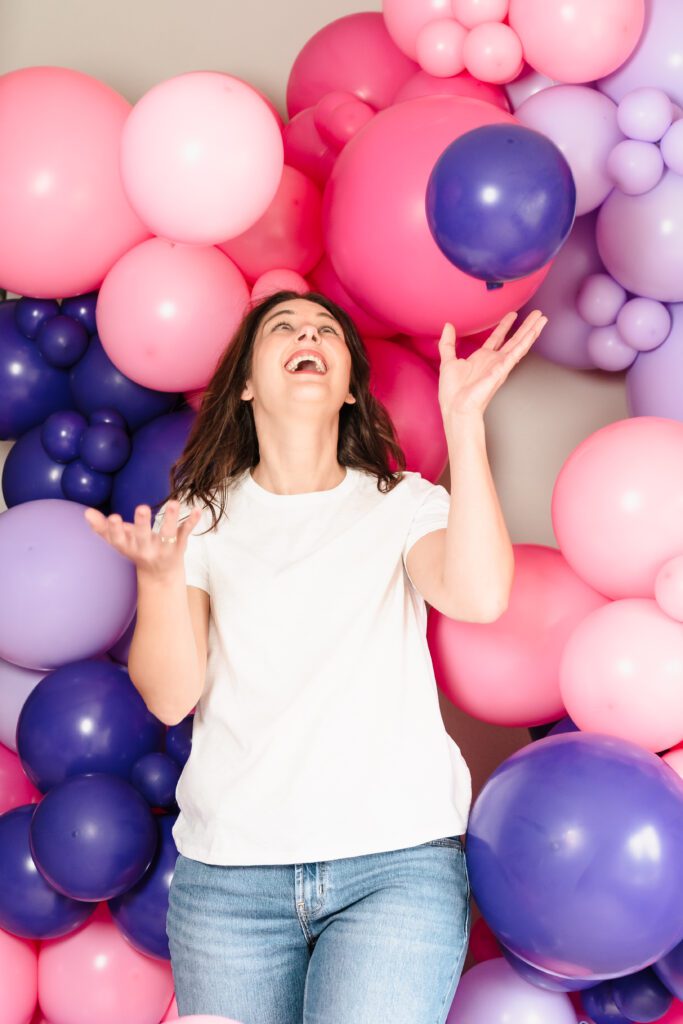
[83,500,203,577]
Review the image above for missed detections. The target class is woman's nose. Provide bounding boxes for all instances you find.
[297,325,320,341]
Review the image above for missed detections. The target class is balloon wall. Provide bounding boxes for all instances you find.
[2,1,683,1021]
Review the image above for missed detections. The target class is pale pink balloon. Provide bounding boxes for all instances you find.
[96,238,249,392]
[393,67,510,109]
[161,995,178,1021]
[0,745,41,815]
[282,110,337,188]
[365,338,447,480]
[452,0,509,28]
[39,907,173,1024]
[560,598,683,752]
[308,255,399,338]
[655,555,683,623]
[175,1018,244,1023]
[313,92,375,151]
[121,72,284,245]
[416,19,467,77]
[251,270,309,303]
[219,166,323,282]
[0,66,150,298]
[462,22,524,85]
[0,927,38,1024]
[662,747,683,780]
[427,544,608,727]
[552,417,683,599]
[383,0,454,62]
[508,0,646,84]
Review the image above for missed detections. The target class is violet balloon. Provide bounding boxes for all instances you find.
[599,0,683,108]
[0,657,45,753]
[2,425,65,507]
[613,968,673,1023]
[110,409,194,522]
[627,302,683,420]
[446,958,577,1024]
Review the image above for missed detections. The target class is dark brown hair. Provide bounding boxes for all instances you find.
[167,290,406,528]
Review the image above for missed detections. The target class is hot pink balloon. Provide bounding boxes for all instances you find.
[309,255,399,338]
[560,598,683,752]
[552,417,683,599]
[0,928,37,1024]
[313,92,376,151]
[96,238,249,392]
[288,12,416,117]
[427,544,608,727]
[508,0,645,84]
[446,959,577,1024]
[282,109,337,188]
[0,66,150,298]
[251,270,309,303]
[462,22,524,85]
[219,166,323,282]
[392,68,510,109]
[38,906,173,1024]
[0,746,41,815]
[120,72,284,245]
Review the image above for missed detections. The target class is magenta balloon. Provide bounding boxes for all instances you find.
[597,170,683,301]
[323,95,550,338]
[599,0,683,107]
[0,499,136,670]
[0,67,150,298]
[282,109,337,189]
[446,959,577,1024]
[393,67,510,109]
[286,12,416,118]
[627,301,683,420]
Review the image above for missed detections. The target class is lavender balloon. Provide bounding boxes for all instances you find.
[661,120,683,174]
[617,87,673,142]
[446,959,577,1024]
[0,498,136,670]
[599,0,683,108]
[627,301,683,419]
[617,297,671,351]
[0,657,45,752]
[606,139,664,195]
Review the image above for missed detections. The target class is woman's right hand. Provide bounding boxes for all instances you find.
[83,501,203,578]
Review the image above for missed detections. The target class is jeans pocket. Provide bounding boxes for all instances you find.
[422,835,463,849]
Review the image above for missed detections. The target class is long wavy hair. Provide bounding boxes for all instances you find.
[167,290,406,529]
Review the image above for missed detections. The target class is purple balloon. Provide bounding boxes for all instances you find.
[80,422,131,473]
[548,716,580,737]
[131,752,180,809]
[502,946,596,992]
[2,425,65,507]
[599,0,683,108]
[108,611,136,664]
[111,410,195,522]
[13,297,59,339]
[606,139,664,195]
[446,959,577,1024]
[0,498,136,670]
[61,458,113,507]
[654,936,683,1000]
[41,410,87,463]
[0,657,46,752]
[582,982,632,1024]
[60,292,97,335]
[627,301,683,419]
[612,968,673,1023]
[661,120,683,174]
[165,713,193,768]
[617,87,673,142]
[587,324,637,371]
[36,314,90,369]
[617,297,671,351]
[577,273,627,327]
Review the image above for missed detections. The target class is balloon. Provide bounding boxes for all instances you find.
[60,292,98,335]
[36,314,90,369]
[469,916,502,964]
[61,458,113,506]
[503,947,596,992]
[505,65,558,110]
[324,96,550,337]
[130,754,181,810]
[612,968,673,1022]
[382,0,457,63]
[508,0,645,84]
[655,939,683,1001]
[287,12,416,117]
[110,409,195,522]
[446,959,577,1023]
[462,22,524,85]
[14,298,60,340]
[2,426,66,507]
[30,773,157,901]
[655,556,683,623]
[582,983,632,1023]
[97,237,249,392]
[0,498,136,670]
[416,20,467,78]
[312,90,375,151]
[0,67,150,298]
[428,544,607,726]
[282,109,337,188]
[79,422,130,473]
[627,303,683,420]
[308,255,398,338]
[17,659,165,792]
[120,72,283,245]
[606,139,664,195]
[0,927,38,1024]
[392,67,510,109]
[452,0,509,27]
[576,274,627,328]
[0,659,45,753]
[599,0,683,108]
[467,732,683,979]
[41,411,87,463]
[108,612,136,664]
[551,417,683,599]
[662,121,683,175]
[166,714,194,768]
[0,746,41,815]
[516,86,623,215]
[251,269,309,303]
[617,298,671,352]
[548,716,580,737]
[617,87,674,142]
[587,325,637,372]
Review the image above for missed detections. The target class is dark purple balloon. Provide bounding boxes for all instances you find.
[654,937,683,1000]
[16,659,165,792]
[2,425,65,507]
[466,732,683,980]
[0,805,95,939]
[29,773,158,901]
[110,409,195,521]
[36,314,90,368]
[89,407,127,429]
[70,335,178,431]
[582,983,631,1024]
[109,813,178,959]
[548,716,580,737]
[61,292,97,335]
[61,458,112,506]
[41,409,87,463]
[166,713,193,768]
[131,753,181,809]
[14,297,59,339]
[0,300,73,440]
[80,422,130,473]
[502,945,595,992]
[612,968,673,1023]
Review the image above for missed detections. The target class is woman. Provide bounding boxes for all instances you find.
[85,290,546,1024]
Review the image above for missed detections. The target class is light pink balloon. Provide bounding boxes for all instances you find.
[38,908,173,1024]
[383,0,454,62]
[452,0,509,28]
[416,19,467,77]
[0,928,38,1024]
[161,995,178,1021]
[560,598,683,752]
[121,72,284,245]
[96,238,249,392]
[427,544,608,727]
[176,1018,244,1023]
[552,417,683,599]
[662,747,683,780]
[509,0,646,84]
[219,166,323,282]
[0,66,150,299]
[308,255,399,338]
[655,555,683,623]
[0,745,41,815]
[392,67,510,109]
[287,12,417,116]
[282,109,337,188]
[516,85,623,215]
[462,22,524,85]
[446,959,577,1024]
[251,270,309,303]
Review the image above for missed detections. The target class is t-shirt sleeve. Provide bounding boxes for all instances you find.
[402,476,451,589]
[153,500,210,594]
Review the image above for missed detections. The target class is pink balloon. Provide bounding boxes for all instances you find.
[308,255,399,338]
[365,338,447,480]
[121,72,284,245]
[509,0,645,84]
[287,12,416,117]
[39,908,173,1024]
[427,545,608,727]
[0,745,41,815]
[416,20,467,77]
[452,0,509,28]
[282,109,337,188]
[324,95,550,338]
[392,67,510,109]
[219,166,323,282]
[313,92,375,151]
[469,916,503,964]
[161,996,178,1021]
[551,417,683,599]
[446,959,577,1024]
[97,238,249,392]
[0,928,38,1024]
[176,1018,244,1023]
[655,555,683,623]
[251,270,309,303]
[560,598,683,752]
[662,747,683,780]
[0,66,150,299]
[462,22,524,85]
[383,0,455,62]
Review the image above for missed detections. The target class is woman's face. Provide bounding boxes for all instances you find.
[240,298,356,416]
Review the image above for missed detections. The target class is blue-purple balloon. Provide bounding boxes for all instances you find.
[14,297,59,339]
[548,716,580,737]
[111,409,195,521]
[90,407,127,429]
[17,659,165,792]
[654,937,683,1000]
[41,410,87,463]
[582,983,631,1024]
[61,457,113,506]
[466,732,683,981]
[2,425,65,507]
[502,945,596,993]
[166,714,193,768]
[131,753,181,809]
[0,804,95,939]
[29,773,158,901]
[36,314,90,368]
[426,123,576,282]
[60,292,97,335]
[612,968,672,1023]
[80,422,130,473]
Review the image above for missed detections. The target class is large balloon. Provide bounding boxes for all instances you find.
[308,255,398,338]
[426,123,575,281]
[110,409,194,521]
[1,425,65,507]
[446,958,577,1024]
[0,927,37,1024]
[0,498,136,670]
[393,68,509,110]
[626,302,683,420]
[0,67,150,298]
[0,658,45,753]
[599,0,683,108]
[467,732,683,979]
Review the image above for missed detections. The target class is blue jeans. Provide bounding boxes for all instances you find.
[166,837,471,1024]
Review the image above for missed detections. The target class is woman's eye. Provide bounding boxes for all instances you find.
[273,321,292,330]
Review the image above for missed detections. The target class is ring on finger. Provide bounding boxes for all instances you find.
[160,536,178,544]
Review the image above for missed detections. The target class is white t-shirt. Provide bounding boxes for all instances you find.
[155,465,472,865]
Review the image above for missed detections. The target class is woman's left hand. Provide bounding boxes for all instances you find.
[437,309,548,421]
